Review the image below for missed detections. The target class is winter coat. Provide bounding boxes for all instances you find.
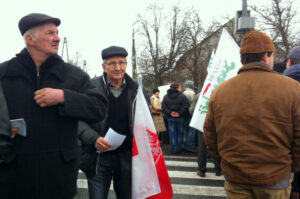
[162,89,189,118]
[0,81,13,163]
[78,73,149,177]
[204,62,300,186]
[150,95,166,132]
[284,63,300,82]
[284,63,300,193]
[0,48,108,198]
[189,92,200,115]
[183,87,195,105]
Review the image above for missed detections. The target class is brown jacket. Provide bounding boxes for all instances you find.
[204,62,300,186]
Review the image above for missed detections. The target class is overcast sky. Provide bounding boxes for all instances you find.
[1,0,297,77]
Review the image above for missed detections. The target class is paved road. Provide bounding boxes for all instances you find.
[74,144,226,199]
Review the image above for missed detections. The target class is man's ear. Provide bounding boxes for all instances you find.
[25,34,35,46]
[286,59,292,68]
[102,64,106,72]
[261,52,268,63]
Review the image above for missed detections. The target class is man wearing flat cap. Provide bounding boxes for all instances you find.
[78,46,149,199]
[204,30,300,198]
[0,13,108,199]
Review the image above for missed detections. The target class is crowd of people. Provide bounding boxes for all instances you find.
[1,12,300,199]
[150,80,223,178]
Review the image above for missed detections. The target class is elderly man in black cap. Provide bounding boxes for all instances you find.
[0,13,108,199]
[78,46,149,199]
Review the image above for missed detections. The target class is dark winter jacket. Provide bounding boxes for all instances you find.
[0,81,13,163]
[0,48,108,156]
[162,89,189,118]
[78,73,149,177]
[0,48,108,198]
[283,63,300,82]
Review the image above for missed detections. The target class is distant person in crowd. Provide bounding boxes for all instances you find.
[273,60,287,74]
[204,30,300,199]
[0,13,108,199]
[189,93,222,177]
[78,46,149,199]
[162,83,189,154]
[182,80,197,153]
[150,88,167,143]
[283,46,300,199]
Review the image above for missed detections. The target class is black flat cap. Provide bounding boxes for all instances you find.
[19,13,61,35]
[101,46,128,60]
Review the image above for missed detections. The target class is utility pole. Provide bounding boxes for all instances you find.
[82,60,87,73]
[61,37,70,62]
[132,29,137,80]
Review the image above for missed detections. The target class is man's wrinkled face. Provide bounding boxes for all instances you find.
[30,23,60,56]
[102,56,127,82]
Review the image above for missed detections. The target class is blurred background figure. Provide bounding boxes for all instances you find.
[150,88,167,143]
[162,83,189,154]
[182,80,197,153]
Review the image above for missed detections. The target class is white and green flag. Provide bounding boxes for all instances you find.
[190,29,242,132]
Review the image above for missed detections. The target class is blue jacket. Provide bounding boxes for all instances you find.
[283,64,300,82]
[284,63,300,192]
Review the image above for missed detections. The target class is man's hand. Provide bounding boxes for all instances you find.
[12,127,19,138]
[171,112,180,117]
[34,88,65,107]
[94,137,111,152]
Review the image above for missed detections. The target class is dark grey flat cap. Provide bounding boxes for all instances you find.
[18,13,61,35]
[288,46,300,61]
[101,46,128,60]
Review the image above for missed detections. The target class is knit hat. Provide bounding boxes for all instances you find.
[240,30,275,54]
[287,46,300,61]
[184,80,194,89]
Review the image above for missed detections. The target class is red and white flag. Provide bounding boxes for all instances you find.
[132,78,173,199]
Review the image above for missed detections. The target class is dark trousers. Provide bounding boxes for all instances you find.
[168,117,184,153]
[0,152,79,199]
[197,132,221,173]
[87,150,132,199]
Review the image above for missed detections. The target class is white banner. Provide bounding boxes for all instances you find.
[190,29,242,132]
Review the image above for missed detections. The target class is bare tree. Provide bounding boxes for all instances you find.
[177,10,220,88]
[251,0,299,56]
[135,3,189,88]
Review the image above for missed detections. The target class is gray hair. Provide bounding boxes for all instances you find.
[23,27,38,47]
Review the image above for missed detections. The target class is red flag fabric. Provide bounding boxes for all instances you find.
[132,81,173,199]
[145,129,173,199]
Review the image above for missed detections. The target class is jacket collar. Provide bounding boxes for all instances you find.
[238,62,274,74]
[102,72,138,90]
[6,48,65,81]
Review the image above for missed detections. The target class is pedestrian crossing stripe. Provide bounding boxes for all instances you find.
[77,155,226,198]
[77,179,226,197]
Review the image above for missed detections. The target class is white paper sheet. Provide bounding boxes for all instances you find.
[100,128,126,152]
[10,118,26,137]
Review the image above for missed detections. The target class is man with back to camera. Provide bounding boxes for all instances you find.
[204,30,300,199]
[78,46,149,199]
[0,13,108,199]
[283,46,300,199]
